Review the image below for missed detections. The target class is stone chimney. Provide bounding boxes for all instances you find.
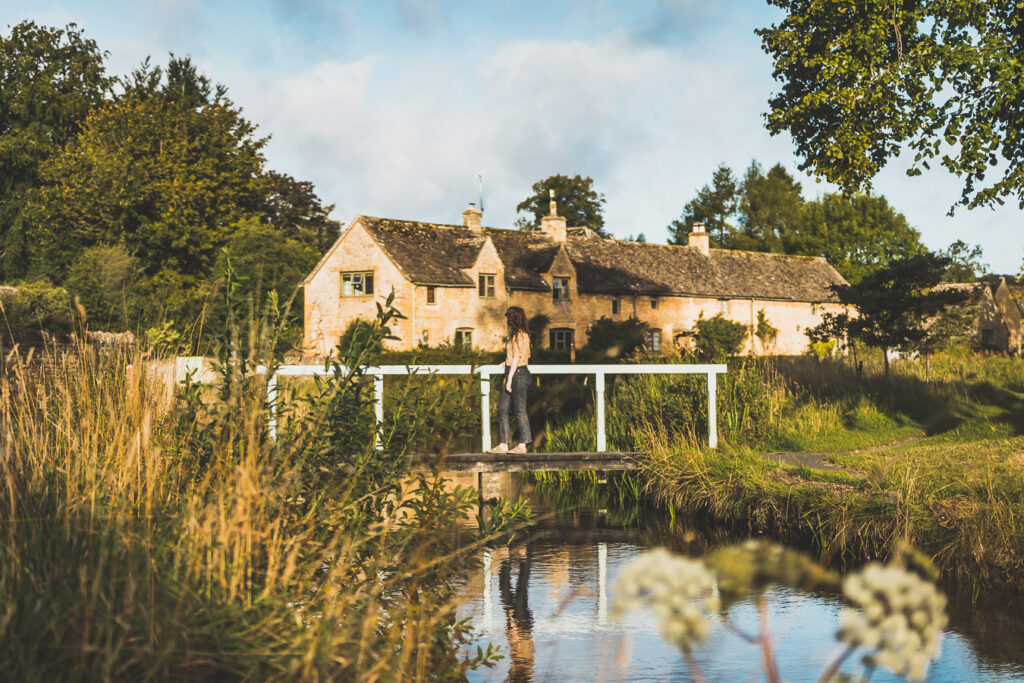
[688,222,710,256]
[540,189,567,242]
[462,203,483,231]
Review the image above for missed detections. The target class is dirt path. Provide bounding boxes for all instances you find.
[760,435,925,471]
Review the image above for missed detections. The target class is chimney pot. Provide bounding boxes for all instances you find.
[541,193,566,242]
[462,202,483,231]
[688,222,710,256]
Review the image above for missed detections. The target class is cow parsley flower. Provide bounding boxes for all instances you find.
[612,548,720,652]
[837,562,948,682]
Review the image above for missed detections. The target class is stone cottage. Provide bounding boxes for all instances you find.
[934,278,1022,354]
[302,199,849,357]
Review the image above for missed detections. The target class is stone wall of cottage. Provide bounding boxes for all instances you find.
[303,221,414,356]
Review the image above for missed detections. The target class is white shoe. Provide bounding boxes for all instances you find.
[509,443,527,454]
[486,443,508,454]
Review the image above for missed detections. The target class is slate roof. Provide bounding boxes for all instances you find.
[354,216,846,302]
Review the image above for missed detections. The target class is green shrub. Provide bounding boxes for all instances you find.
[694,314,748,361]
[585,316,648,360]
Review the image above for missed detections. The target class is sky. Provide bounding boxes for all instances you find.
[5,0,1022,273]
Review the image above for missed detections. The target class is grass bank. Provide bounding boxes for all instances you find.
[545,351,1024,593]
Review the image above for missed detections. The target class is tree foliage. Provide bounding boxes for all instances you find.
[792,192,926,284]
[516,174,608,236]
[669,160,926,283]
[808,253,967,373]
[759,0,1024,210]
[585,316,648,360]
[694,314,748,361]
[0,31,339,346]
[0,21,113,279]
[668,163,738,246]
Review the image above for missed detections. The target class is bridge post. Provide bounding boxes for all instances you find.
[707,371,717,448]
[374,374,384,450]
[266,372,278,440]
[595,371,606,452]
[480,370,491,451]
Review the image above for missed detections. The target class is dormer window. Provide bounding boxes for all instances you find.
[552,277,570,301]
[478,274,496,298]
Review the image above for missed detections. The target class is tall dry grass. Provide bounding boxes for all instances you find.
[0,294,523,681]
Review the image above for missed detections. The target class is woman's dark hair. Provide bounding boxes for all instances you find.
[505,306,528,339]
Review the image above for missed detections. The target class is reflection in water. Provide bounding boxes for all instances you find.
[458,475,1024,683]
[499,544,535,682]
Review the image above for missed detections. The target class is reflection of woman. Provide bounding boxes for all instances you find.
[499,545,535,682]
[488,306,532,454]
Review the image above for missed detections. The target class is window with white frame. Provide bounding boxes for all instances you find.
[341,271,374,297]
[549,328,574,350]
[454,328,473,348]
[717,299,728,314]
[478,274,496,298]
[647,328,662,353]
[552,277,570,301]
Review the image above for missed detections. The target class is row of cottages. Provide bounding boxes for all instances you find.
[301,200,849,357]
[934,279,1023,354]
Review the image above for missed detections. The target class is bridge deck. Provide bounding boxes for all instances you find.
[409,451,644,473]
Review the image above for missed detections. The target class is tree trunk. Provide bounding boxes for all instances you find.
[883,347,890,376]
[925,353,930,383]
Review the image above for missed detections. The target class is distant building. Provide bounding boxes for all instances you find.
[934,278,1022,354]
[302,199,849,356]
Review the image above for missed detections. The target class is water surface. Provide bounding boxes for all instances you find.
[457,475,1024,682]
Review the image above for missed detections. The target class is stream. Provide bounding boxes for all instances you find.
[454,473,1024,683]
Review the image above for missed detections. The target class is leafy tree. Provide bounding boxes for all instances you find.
[64,244,138,330]
[937,240,986,282]
[0,21,113,279]
[736,161,804,252]
[22,56,266,324]
[585,316,648,360]
[668,163,738,246]
[808,253,966,374]
[694,314,747,361]
[790,193,926,284]
[213,218,319,352]
[260,170,341,254]
[918,304,979,381]
[759,0,1024,210]
[516,174,608,236]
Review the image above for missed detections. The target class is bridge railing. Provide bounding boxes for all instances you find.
[261,363,728,451]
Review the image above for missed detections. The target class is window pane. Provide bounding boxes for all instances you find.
[612,296,619,315]
[479,276,486,297]
[341,273,352,297]
[426,286,436,304]
[364,273,373,295]
[651,297,658,309]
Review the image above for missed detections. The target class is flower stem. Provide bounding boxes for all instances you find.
[682,648,707,683]
[816,645,855,683]
[758,597,782,683]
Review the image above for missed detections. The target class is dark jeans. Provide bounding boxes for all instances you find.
[499,366,531,445]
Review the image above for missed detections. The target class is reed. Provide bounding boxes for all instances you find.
[0,293,526,681]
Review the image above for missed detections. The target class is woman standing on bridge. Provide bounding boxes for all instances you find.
[489,306,532,454]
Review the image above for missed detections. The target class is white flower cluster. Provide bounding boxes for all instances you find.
[838,562,948,682]
[612,548,720,652]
